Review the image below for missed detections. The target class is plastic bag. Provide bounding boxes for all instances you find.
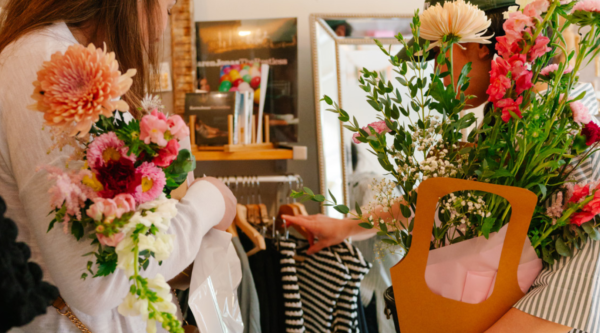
[188,229,244,333]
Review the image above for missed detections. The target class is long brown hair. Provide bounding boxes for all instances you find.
[0,0,162,119]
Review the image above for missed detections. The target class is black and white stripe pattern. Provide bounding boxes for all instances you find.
[280,240,306,333]
[331,243,371,332]
[514,83,600,332]
[295,239,371,333]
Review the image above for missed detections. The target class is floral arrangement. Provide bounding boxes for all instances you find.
[296,0,600,265]
[32,44,194,333]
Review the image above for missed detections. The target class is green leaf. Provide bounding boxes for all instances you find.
[303,187,314,196]
[582,222,600,240]
[538,184,547,198]
[334,205,350,215]
[313,194,326,202]
[71,221,84,241]
[555,238,572,257]
[48,218,57,232]
[381,239,398,245]
[355,202,363,216]
[359,222,374,229]
[482,217,495,238]
[81,273,88,280]
[323,95,333,105]
[400,205,412,218]
[329,190,337,205]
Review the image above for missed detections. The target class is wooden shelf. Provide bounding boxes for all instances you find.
[193,148,295,161]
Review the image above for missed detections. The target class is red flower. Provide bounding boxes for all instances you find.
[497,97,523,122]
[487,59,512,103]
[570,184,591,203]
[496,36,522,59]
[508,54,527,78]
[571,211,596,226]
[582,122,600,146]
[515,70,533,94]
[583,191,600,215]
[153,139,180,167]
[95,158,138,199]
[529,36,551,61]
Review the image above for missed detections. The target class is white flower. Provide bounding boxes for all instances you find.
[141,94,165,114]
[138,234,156,253]
[116,236,136,276]
[420,0,492,50]
[118,293,149,320]
[146,319,157,333]
[147,274,173,300]
[153,233,174,261]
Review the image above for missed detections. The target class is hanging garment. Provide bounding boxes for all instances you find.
[232,237,262,333]
[295,238,371,333]
[279,240,305,333]
[239,232,286,333]
[331,243,372,332]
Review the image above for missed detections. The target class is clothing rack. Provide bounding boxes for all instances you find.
[217,174,302,184]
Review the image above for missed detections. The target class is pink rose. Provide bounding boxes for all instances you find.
[529,36,551,61]
[523,0,550,21]
[166,115,189,141]
[503,12,534,44]
[571,101,592,125]
[496,36,521,59]
[366,120,392,134]
[571,211,595,226]
[96,232,126,247]
[140,110,169,147]
[573,0,600,13]
[569,184,590,203]
[153,139,180,167]
[87,198,118,221]
[87,199,105,221]
[113,193,136,218]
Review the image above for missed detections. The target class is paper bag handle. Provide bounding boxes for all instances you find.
[391,178,537,333]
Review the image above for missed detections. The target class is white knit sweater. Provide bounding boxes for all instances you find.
[1,22,227,332]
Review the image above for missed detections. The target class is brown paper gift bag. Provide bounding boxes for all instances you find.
[390,178,537,332]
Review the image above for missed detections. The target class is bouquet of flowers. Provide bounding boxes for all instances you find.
[32,44,195,333]
[296,0,600,265]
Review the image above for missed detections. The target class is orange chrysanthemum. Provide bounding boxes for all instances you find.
[29,43,136,137]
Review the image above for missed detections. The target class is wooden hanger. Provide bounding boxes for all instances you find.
[235,204,266,257]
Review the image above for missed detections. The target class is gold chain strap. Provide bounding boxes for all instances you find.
[53,296,92,333]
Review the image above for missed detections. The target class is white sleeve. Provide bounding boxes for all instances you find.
[1,39,227,316]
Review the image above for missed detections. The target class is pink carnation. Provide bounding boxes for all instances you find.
[503,12,534,44]
[87,132,135,170]
[529,36,552,61]
[166,115,189,141]
[96,232,126,247]
[153,139,180,167]
[573,0,600,13]
[571,101,592,124]
[133,162,166,203]
[140,110,169,147]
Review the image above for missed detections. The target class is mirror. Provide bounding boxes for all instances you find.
[310,14,422,217]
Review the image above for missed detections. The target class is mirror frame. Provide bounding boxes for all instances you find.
[310,13,412,214]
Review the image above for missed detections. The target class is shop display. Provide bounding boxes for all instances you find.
[300,0,600,331]
[196,17,299,142]
[185,91,239,146]
[28,44,195,333]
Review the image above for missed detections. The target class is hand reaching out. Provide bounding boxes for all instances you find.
[282,214,358,255]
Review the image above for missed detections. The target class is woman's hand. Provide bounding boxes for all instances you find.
[282,214,369,255]
[192,177,237,231]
